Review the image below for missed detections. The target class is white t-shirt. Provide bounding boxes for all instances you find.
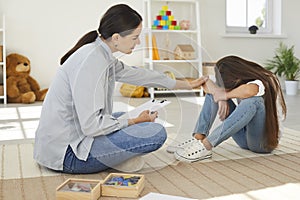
[247,79,265,96]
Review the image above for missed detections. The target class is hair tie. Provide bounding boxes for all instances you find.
[96,29,101,37]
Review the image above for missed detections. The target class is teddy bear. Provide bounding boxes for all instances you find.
[6,53,48,103]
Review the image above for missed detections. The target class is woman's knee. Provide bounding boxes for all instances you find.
[150,123,167,146]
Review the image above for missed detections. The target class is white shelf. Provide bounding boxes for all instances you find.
[143,0,203,98]
[221,33,288,39]
[150,0,199,3]
[153,89,201,94]
[151,30,198,34]
[0,14,7,104]
[144,58,200,63]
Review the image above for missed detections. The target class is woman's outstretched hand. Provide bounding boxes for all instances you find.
[189,76,209,89]
[174,76,209,90]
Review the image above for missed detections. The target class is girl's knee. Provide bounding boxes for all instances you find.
[241,96,264,105]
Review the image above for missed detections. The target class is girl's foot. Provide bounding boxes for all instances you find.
[174,140,212,162]
[166,138,197,153]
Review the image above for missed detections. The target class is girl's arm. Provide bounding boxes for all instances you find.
[226,84,259,99]
[214,84,259,102]
[202,79,259,101]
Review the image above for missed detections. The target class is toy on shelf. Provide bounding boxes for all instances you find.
[152,35,160,60]
[145,34,160,60]
[174,44,195,60]
[162,33,170,60]
[179,20,190,30]
[152,5,180,30]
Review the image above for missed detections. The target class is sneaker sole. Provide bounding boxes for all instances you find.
[174,152,212,163]
[166,146,183,153]
[166,138,197,153]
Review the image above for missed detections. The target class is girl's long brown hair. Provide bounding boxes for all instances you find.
[215,55,287,151]
[60,4,142,65]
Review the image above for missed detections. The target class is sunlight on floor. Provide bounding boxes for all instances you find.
[180,96,205,105]
[0,105,42,141]
[206,183,300,200]
[0,102,174,142]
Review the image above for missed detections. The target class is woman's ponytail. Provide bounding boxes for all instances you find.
[60,30,98,65]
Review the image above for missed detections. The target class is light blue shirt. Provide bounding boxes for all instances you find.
[33,37,176,170]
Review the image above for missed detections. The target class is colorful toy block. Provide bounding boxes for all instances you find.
[162,5,168,11]
[162,15,168,21]
[160,20,166,26]
[153,20,159,26]
[159,10,166,16]
[152,5,178,30]
[174,26,180,30]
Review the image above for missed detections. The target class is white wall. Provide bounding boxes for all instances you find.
[1,0,143,88]
[1,0,300,88]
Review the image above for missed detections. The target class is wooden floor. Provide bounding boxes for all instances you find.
[1,94,300,199]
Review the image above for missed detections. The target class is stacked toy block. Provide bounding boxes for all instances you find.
[152,5,180,30]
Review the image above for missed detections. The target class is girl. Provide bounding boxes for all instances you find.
[171,55,287,162]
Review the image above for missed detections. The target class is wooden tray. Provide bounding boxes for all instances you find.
[56,178,102,200]
[101,173,145,198]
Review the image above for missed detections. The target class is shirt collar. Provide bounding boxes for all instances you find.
[96,37,115,61]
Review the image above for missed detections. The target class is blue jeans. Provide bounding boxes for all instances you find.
[62,112,167,174]
[194,94,271,153]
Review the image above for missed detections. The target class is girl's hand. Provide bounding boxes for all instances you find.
[218,101,229,121]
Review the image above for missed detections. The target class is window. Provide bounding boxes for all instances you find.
[226,0,273,34]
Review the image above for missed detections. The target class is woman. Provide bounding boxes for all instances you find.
[33,4,207,173]
[170,55,287,162]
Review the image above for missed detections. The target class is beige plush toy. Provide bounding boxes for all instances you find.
[119,83,149,98]
[6,53,48,103]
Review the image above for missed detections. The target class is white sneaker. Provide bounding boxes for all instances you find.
[174,140,212,162]
[113,156,145,172]
[166,138,197,153]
